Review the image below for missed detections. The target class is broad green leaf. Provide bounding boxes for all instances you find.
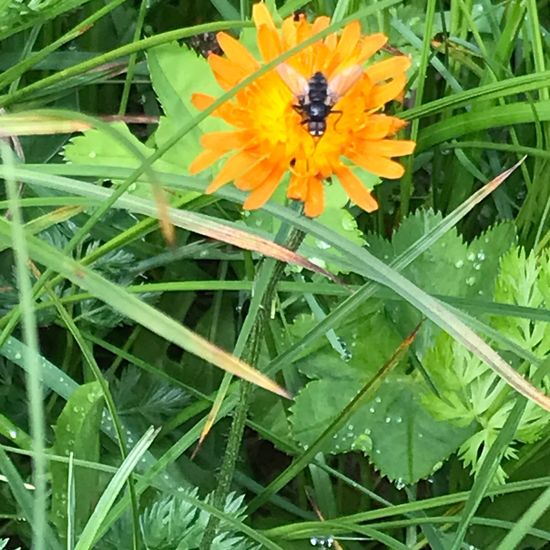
[292,310,403,381]
[369,212,515,355]
[51,382,104,539]
[62,122,177,197]
[291,377,473,484]
[146,43,227,175]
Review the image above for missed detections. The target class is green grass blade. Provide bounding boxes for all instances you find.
[495,486,550,549]
[74,426,158,550]
[0,217,289,398]
[1,143,48,549]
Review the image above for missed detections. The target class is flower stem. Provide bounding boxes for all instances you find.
[199,225,304,549]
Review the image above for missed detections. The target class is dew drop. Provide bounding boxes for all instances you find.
[14,352,22,360]
[385,417,391,423]
[396,416,403,423]
[9,429,17,439]
[454,260,464,268]
[395,477,406,490]
[375,396,382,403]
[467,252,475,261]
[466,276,476,286]
[369,407,375,413]
[477,251,485,261]
[88,151,97,159]
[348,424,354,430]
[316,240,331,250]
[473,263,481,270]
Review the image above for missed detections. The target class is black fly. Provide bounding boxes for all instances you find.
[277,64,364,137]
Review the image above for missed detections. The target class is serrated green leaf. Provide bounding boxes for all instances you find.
[293,310,403,381]
[371,212,515,355]
[51,381,104,539]
[291,377,473,483]
[62,122,176,197]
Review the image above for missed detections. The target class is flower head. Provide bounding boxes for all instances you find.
[189,3,415,217]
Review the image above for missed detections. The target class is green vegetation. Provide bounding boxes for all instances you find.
[0,0,549,548]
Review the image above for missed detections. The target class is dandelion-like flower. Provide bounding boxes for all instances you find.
[189,3,415,217]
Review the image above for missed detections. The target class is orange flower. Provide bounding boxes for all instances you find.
[189,3,415,217]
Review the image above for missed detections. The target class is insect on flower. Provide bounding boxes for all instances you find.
[189,3,416,218]
[276,64,364,137]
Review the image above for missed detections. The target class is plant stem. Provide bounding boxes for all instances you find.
[199,226,304,549]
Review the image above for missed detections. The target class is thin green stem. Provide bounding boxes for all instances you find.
[199,227,305,549]
[118,0,149,115]
[400,0,436,216]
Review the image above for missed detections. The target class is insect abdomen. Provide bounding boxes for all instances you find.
[308,71,329,103]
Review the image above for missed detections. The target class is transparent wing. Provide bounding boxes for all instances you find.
[327,64,364,102]
[276,63,309,98]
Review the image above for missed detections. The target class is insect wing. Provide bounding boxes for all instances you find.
[276,63,309,98]
[327,64,364,103]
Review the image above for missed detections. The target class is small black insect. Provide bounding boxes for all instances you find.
[184,32,223,58]
[277,64,363,137]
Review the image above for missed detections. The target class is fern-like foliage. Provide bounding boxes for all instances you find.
[100,489,259,550]
[112,368,189,426]
[422,247,550,483]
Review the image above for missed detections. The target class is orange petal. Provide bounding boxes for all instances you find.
[312,16,330,35]
[208,54,247,88]
[304,177,324,217]
[336,165,379,212]
[360,115,407,138]
[207,151,259,193]
[357,139,416,158]
[234,159,277,191]
[192,93,215,110]
[281,17,297,49]
[365,56,411,82]
[369,74,407,108]
[287,174,307,200]
[201,130,252,152]
[324,32,337,51]
[243,168,285,210]
[334,21,361,64]
[217,32,259,72]
[349,152,405,179]
[253,2,277,30]
[360,114,397,139]
[192,93,243,123]
[258,24,281,62]
[296,15,313,44]
[358,33,388,63]
[189,149,220,174]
